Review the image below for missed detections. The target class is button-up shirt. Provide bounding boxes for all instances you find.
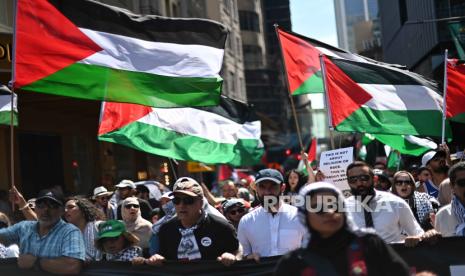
[346,190,424,243]
[238,203,307,257]
[0,219,85,260]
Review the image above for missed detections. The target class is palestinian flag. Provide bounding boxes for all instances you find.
[323,55,450,137]
[276,27,366,95]
[362,133,436,156]
[14,0,227,108]
[98,96,264,166]
[446,59,465,123]
[0,85,18,126]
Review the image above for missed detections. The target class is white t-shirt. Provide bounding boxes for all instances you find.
[238,203,308,257]
[435,204,459,237]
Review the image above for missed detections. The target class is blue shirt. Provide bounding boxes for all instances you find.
[0,219,85,261]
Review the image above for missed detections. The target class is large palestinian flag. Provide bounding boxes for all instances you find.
[14,0,227,108]
[276,27,366,95]
[0,86,17,126]
[446,59,465,123]
[98,97,264,166]
[323,55,449,137]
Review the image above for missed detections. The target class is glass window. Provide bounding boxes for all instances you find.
[239,11,259,32]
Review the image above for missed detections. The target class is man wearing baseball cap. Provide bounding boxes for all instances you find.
[421,146,450,198]
[137,177,239,267]
[0,189,85,274]
[237,169,307,261]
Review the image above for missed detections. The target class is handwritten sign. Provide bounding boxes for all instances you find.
[319,147,353,193]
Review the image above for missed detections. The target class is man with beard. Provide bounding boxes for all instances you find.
[435,162,465,236]
[0,189,85,274]
[237,169,307,261]
[421,146,450,198]
[345,161,429,244]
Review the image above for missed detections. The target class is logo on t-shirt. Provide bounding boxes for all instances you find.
[200,237,212,247]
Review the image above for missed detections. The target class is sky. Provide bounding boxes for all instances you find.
[289,0,338,47]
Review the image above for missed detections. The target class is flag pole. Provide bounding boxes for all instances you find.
[318,54,336,149]
[9,0,18,211]
[274,24,305,152]
[441,49,449,144]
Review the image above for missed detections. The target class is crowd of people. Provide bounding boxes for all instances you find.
[0,148,464,275]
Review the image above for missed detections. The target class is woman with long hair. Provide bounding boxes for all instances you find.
[64,196,105,261]
[275,182,410,276]
[391,171,439,231]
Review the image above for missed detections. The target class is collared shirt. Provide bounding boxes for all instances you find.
[237,203,307,257]
[83,221,102,261]
[346,190,424,243]
[0,219,85,261]
[435,204,459,237]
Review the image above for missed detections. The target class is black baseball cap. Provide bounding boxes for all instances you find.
[36,189,64,206]
[255,169,284,185]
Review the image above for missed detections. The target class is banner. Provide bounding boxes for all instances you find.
[1,237,465,275]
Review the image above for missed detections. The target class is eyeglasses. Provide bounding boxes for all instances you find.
[455,179,465,188]
[228,207,245,216]
[395,180,413,186]
[347,174,371,184]
[36,200,61,210]
[172,196,196,205]
[124,204,140,209]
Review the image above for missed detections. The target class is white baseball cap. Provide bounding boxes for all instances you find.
[421,150,446,167]
[115,179,136,189]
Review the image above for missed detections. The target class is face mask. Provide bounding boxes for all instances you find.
[162,201,175,216]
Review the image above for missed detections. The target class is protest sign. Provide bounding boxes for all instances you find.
[319,147,353,193]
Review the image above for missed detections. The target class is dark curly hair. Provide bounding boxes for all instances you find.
[65,196,105,222]
[284,169,307,194]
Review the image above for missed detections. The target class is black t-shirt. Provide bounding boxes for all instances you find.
[158,213,239,260]
[274,232,410,276]
[116,198,152,221]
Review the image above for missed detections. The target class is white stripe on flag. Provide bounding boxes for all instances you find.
[79,29,224,78]
[137,108,261,144]
[359,84,443,111]
[0,94,17,112]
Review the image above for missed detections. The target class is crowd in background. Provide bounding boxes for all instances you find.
[0,147,464,275]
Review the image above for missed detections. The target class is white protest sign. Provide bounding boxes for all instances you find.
[319,147,353,193]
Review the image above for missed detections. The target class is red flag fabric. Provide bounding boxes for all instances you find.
[446,59,465,123]
[308,137,317,163]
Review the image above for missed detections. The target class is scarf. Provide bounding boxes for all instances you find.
[122,197,152,248]
[451,195,465,236]
[177,211,207,260]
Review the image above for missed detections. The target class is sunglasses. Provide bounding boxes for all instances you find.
[455,179,465,188]
[395,180,413,186]
[228,207,245,216]
[36,200,61,209]
[172,196,196,205]
[347,174,371,184]
[124,204,140,209]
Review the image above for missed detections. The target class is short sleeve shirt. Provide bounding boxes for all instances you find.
[158,213,239,260]
[0,219,85,261]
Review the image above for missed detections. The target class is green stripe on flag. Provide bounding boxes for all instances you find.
[98,121,264,166]
[370,133,435,156]
[0,112,17,126]
[22,63,223,108]
[292,71,324,95]
[336,107,450,137]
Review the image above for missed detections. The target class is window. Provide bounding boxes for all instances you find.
[243,45,263,68]
[229,71,235,94]
[239,11,259,32]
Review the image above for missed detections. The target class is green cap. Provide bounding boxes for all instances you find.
[96,220,125,240]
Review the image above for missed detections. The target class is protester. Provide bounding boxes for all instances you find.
[114,180,152,221]
[95,220,142,261]
[0,189,85,274]
[275,182,410,276]
[121,197,152,250]
[373,169,392,191]
[222,180,239,199]
[149,192,175,255]
[0,212,19,258]
[64,197,105,261]
[415,167,432,193]
[344,161,440,244]
[438,178,453,206]
[283,169,307,196]
[421,147,449,198]
[135,180,163,209]
[391,171,438,230]
[138,178,239,266]
[92,186,115,220]
[238,169,307,261]
[9,186,37,220]
[435,162,465,236]
[222,198,248,229]
[150,208,161,224]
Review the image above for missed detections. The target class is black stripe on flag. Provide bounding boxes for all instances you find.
[196,96,259,125]
[329,57,439,90]
[49,0,228,49]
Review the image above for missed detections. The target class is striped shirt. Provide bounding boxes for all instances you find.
[0,219,85,261]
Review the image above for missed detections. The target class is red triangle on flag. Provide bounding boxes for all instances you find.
[446,59,465,121]
[98,102,152,135]
[323,56,372,126]
[14,0,102,88]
